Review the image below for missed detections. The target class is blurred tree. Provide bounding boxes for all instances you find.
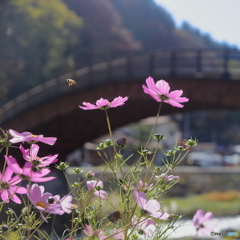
[178,22,221,48]
[0,0,234,105]
[0,0,22,103]
[111,0,226,50]
[62,0,141,66]
[0,0,82,103]
[111,0,178,51]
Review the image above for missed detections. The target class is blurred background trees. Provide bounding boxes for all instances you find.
[0,0,231,104]
[0,0,82,103]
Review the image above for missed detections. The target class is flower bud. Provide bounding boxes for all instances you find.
[73,168,83,174]
[165,150,175,156]
[55,161,69,170]
[96,143,105,150]
[104,139,112,147]
[132,234,139,240]
[95,186,102,191]
[21,207,29,216]
[177,146,184,151]
[71,182,80,188]
[71,204,80,213]
[139,149,152,155]
[1,225,8,232]
[86,171,95,179]
[153,133,166,141]
[135,169,141,174]
[72,217,80,223]
[184,138,198,147]
[5,209,14,215]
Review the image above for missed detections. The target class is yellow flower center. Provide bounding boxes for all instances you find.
[100,104,110,110]
[159,94,169,101]
[36,202,46,208]
[27,135,39,144]
[0,181,9,190]
[29,135,38,138]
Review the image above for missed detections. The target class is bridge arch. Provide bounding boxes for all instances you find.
[1,49,240,158]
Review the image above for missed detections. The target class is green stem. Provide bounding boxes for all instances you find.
[50,215,56,239]
[129,102,163,184]
[104,109,124,178]
[63,170,74,191]
[144,101,162,149]
[143,139,161,183]
[2,147,9,175]
[104,109,116,153]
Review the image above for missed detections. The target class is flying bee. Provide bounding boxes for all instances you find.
[108,211,121,223]
[116,138,127,148]
[66,79,76,86]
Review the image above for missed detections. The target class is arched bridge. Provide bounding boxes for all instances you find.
[1,48,240,158]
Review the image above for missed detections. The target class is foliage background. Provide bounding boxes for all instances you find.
[0,0,233,105]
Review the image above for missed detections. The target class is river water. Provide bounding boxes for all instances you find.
[169,215,240,239]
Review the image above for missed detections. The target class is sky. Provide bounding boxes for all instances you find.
[154,0,240,49]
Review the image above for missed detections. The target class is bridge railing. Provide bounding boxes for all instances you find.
[1,48,240,124]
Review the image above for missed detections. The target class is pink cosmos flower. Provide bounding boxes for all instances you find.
[138,180,153,191]
[5,156,56,182]
[86,180,108,200]
[132,216,156,238]
[156,174,180,182]
[53,194,73,214]
[0,166,27,204]
[79,96,128,110]
[83,224,107,239]
[193,209,218,237]
[20,144,58,167]
[133,189,169,220]
[86,171,95,179]
[113,229,125,240]
[9,129,57,145]
[27,184,64,222]
[142,77,189,108]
